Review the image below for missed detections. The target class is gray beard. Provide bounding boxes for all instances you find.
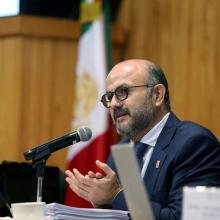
[115,98,156,140]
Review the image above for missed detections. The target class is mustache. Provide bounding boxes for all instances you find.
[113,108,129,118]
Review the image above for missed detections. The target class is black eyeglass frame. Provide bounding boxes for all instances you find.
[100,84,156,108]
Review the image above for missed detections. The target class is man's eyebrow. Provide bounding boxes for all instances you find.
[106,83,129,93]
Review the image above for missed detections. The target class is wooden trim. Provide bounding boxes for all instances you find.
[0,15,125,44]
[0,15,80,40]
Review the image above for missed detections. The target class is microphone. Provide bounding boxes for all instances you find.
[24,126,92,161]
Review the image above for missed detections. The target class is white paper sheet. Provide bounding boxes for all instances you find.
[182,186,220,220]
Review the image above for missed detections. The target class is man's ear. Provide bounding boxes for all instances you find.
[152,84,166,107]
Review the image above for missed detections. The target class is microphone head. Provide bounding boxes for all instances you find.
[77,126,92,141]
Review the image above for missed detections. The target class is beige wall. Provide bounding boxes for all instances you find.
[117,0,220,138]
[0,16,125,171]
[1,0,220,172]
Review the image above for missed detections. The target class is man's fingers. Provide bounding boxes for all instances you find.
[65,170,91,199]
[88,171,104,179]
[65,170,77,185]
[95,172,104,179]
[65,169,92,191]
[65,176,74,185]
[69,181,90,201]
[95,160,114,176]
[65,170,75,179]
[88,171,96,178]
[73,169,91,187]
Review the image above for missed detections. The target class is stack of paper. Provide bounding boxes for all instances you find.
[44,203,129,220]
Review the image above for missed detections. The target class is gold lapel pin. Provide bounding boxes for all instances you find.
[155,160,160,169]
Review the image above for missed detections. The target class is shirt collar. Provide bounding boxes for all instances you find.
[140,112,170,147]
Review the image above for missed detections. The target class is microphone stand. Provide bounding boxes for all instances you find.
[31,147,51,202]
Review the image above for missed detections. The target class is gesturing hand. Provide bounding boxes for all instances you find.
[65,160,122,206]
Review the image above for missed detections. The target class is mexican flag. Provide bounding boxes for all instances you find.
[65,0,114,208]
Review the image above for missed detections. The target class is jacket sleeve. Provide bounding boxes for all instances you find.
[108,132,220,220]
[151,133,220,220]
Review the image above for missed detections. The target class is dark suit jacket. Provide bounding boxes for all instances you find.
[107,112,220,220]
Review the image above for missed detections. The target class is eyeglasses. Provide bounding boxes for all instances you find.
[101,84,155,108]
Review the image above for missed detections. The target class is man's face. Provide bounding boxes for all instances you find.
[106,60,156,140]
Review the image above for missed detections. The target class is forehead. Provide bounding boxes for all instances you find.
[106,61,149,91]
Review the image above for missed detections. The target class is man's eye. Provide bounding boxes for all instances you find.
[117,87,128,95]
[106,92,113,100]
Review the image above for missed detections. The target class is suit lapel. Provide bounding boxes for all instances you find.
[144,149,167,193]
[144,112,180,193]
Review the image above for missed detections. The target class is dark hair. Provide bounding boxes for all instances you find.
[147,64,171,111]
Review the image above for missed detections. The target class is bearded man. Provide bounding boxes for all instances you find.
[65,59,220,220]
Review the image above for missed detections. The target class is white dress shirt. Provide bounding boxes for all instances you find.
[138,112,170,178]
